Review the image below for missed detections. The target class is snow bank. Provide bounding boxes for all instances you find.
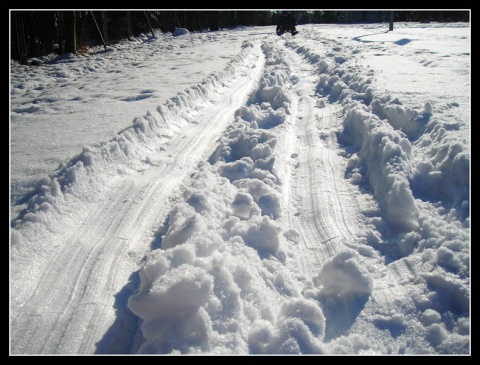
[342,104,420,234]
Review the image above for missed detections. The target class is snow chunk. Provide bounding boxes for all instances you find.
[128,264,213,323]
[228,215,282,255]
[231,192,261,219]
[314,251,373,299]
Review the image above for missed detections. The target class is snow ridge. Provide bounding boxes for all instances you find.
[11,41,258,228]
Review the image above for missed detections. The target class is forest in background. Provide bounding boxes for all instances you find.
[10,10,469,64]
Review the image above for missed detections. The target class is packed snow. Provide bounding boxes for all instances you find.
[10,22,470,355]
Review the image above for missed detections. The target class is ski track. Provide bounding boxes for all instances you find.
[11,44,265,354]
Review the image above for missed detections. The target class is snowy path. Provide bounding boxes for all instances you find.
[10,27,470,355]
[287,65,359,275]
[278,38,429,347]
[277,40,380,342]
[278,36,463,351]
[11,43,265,354]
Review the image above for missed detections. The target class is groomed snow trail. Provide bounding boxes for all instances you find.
[11,41,265,354]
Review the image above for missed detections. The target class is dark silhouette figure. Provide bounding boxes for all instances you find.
[276,11,298,36]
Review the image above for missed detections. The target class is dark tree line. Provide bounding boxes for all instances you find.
[11,10,469,64]
[10,10,275,64]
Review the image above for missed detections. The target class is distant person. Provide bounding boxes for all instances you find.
[276,11,299,36]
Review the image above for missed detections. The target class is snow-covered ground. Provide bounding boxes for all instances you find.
[10,22,470,355]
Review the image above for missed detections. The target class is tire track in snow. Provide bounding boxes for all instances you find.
[11,43,265,355]
[277,39,387,344]
[11,179,138,353]
[282,44,362,278]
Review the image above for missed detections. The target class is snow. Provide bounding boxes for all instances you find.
[10,22,470,355]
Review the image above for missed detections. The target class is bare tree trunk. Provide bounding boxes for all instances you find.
[90,11,107,50]
[126,11,133,40]
[144,11,155,37]
[102,11,108,44]
[12,12,28,64]
[64,11,76,54]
